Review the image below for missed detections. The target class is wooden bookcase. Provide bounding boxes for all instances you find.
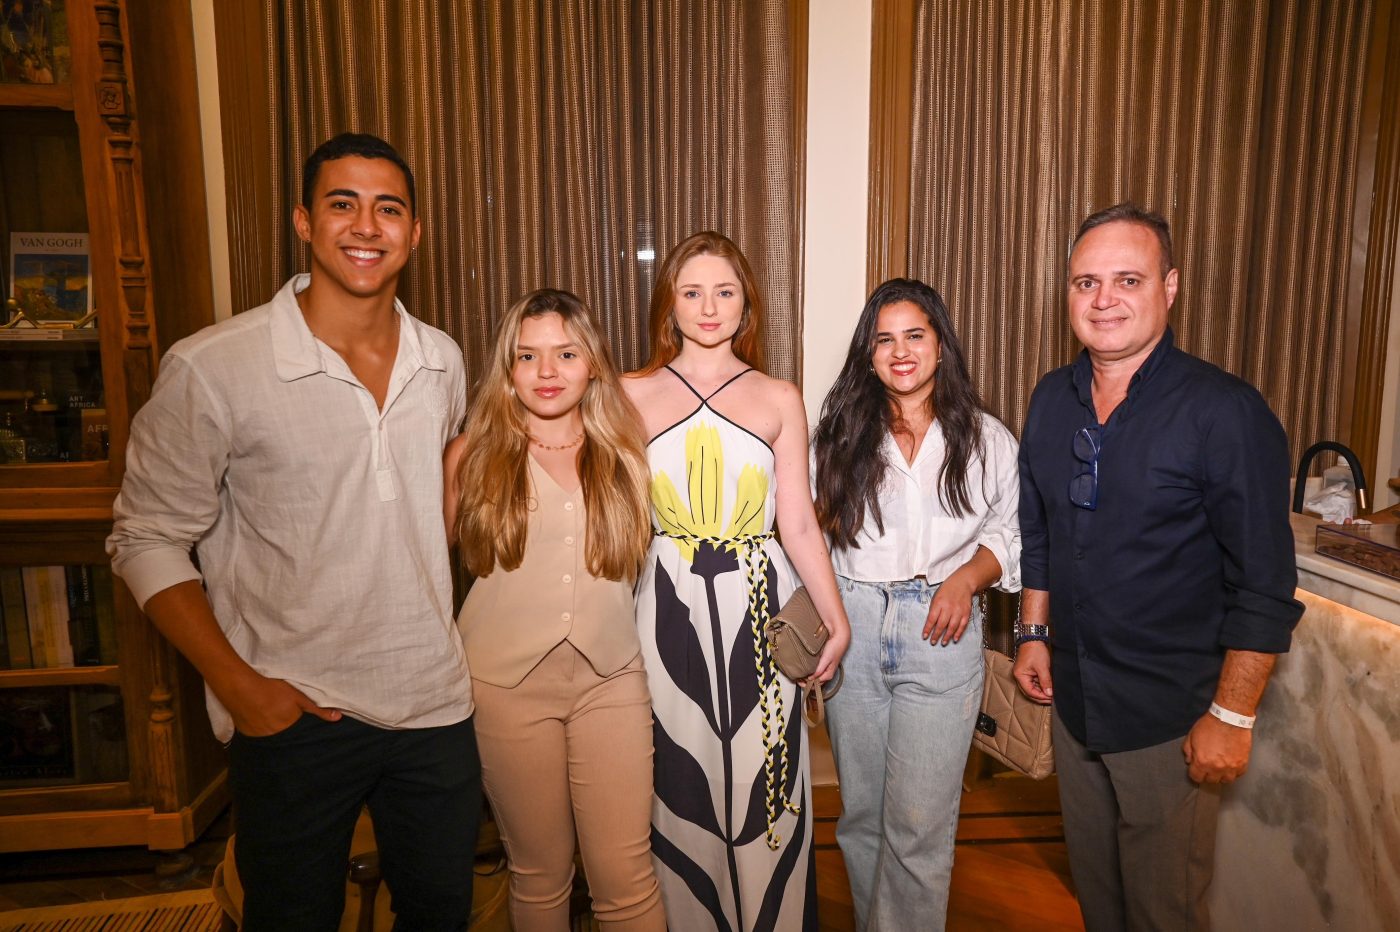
[0,0,225,853]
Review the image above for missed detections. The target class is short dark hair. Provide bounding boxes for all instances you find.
[1072,202,1174,275]
[301,133,416,215]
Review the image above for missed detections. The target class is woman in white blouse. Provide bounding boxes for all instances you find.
[810,278,1021,931]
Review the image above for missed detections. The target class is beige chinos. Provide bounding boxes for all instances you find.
[474,645,661,929]
[458,458,664,931]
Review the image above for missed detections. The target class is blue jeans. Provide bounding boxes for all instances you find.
[825,575,984,932]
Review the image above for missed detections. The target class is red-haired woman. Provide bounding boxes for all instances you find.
[624,232,850,930]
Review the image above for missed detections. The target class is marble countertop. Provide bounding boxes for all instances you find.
[1292,512,1400,625]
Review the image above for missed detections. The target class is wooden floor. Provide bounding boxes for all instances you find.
[814,767,1083,932]
[0,758,1083,930]
[0,808,232,912]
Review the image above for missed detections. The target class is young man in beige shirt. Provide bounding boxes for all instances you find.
[108,134,478,929]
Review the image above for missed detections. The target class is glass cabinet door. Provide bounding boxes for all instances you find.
[0,108,104,469]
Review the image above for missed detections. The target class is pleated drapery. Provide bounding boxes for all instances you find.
[220,1,804,383]
[905,0,1373,455]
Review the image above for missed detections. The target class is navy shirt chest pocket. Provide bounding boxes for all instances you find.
[1104,405,1207,524]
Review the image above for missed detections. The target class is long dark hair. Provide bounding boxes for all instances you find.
[813,278,986,550]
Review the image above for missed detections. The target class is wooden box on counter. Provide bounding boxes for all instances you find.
[1316,522,1400,583]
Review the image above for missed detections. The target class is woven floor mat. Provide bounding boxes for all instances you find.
[0,889,221,931]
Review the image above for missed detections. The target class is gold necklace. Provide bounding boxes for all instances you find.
[530,434,584,451]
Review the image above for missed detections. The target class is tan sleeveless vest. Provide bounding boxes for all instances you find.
[457,457,641,688]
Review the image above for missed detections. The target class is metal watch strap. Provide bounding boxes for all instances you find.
[1014,622,1050,645]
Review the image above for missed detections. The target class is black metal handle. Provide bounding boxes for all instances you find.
[1293,441,1370,514]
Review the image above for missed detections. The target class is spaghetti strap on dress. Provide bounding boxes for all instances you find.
[637,367,816,932]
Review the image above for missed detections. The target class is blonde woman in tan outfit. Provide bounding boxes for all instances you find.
[445,289,665,931]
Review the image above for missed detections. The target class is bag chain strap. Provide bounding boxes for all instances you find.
[978,591,1024,660]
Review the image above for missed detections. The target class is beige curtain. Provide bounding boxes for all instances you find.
[906,0,1372,458]
[221,0,804,382]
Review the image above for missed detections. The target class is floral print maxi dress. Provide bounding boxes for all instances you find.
[636,367,815,932]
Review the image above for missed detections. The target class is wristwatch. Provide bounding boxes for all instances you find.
[1013,622,1050,646]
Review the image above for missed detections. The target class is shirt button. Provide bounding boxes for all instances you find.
[562,574,573,584]
[564,536,575,546]
[564,502,575,511]
[562,612,571,621]
[1075,550,1084,560]
[1074,602,1083,611]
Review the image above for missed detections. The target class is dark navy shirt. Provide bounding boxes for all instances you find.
[1019,328,1302,753]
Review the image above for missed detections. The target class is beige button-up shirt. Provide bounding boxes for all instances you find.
[458,457,641,688]
[108,276,473,742]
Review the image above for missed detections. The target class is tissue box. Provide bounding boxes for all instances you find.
[1314,522,1400,581]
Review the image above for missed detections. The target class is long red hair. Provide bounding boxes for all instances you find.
[636,231,765,374]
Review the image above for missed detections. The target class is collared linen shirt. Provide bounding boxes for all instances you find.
[108,275,473,742]
[829,412,1022,591]
[1019,328,1302,753]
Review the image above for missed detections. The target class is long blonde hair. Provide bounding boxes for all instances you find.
[454,289,652,582]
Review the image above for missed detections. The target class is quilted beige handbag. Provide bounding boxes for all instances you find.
[974,646,1054,779]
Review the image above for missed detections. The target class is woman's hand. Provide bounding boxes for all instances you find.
[923,575,976,645]
[767,376,852,686]
[812,618,851,683]
[922,548,1002,646]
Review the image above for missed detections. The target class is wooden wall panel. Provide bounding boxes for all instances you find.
[124,0,216,350]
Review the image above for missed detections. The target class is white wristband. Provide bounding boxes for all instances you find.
[1209,702,1256,730]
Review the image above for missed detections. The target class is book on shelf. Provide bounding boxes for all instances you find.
[92,564,118,665]
[0,564,118,670]
[20,565,73,667]
[80,406,108,460]
[65,565,101,666]
[7,233,91,324]
[0,567,31,668]
[0,327,99,343]
[20,568,47,666]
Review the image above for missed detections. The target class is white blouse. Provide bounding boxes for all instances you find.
[824,412,1021,590]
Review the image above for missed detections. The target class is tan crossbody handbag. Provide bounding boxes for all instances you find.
[765,587,844,726]
[973,598,1054,779]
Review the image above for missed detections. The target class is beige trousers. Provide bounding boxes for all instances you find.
[472,641,665,931]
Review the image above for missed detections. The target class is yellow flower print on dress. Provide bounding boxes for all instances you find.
[651,422,768,562]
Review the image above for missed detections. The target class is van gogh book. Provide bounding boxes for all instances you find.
[8,232,91,323]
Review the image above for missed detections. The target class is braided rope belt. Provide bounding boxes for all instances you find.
[655,529,801,850]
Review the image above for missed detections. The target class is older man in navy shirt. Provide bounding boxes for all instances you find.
[1014,203,1302,932]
